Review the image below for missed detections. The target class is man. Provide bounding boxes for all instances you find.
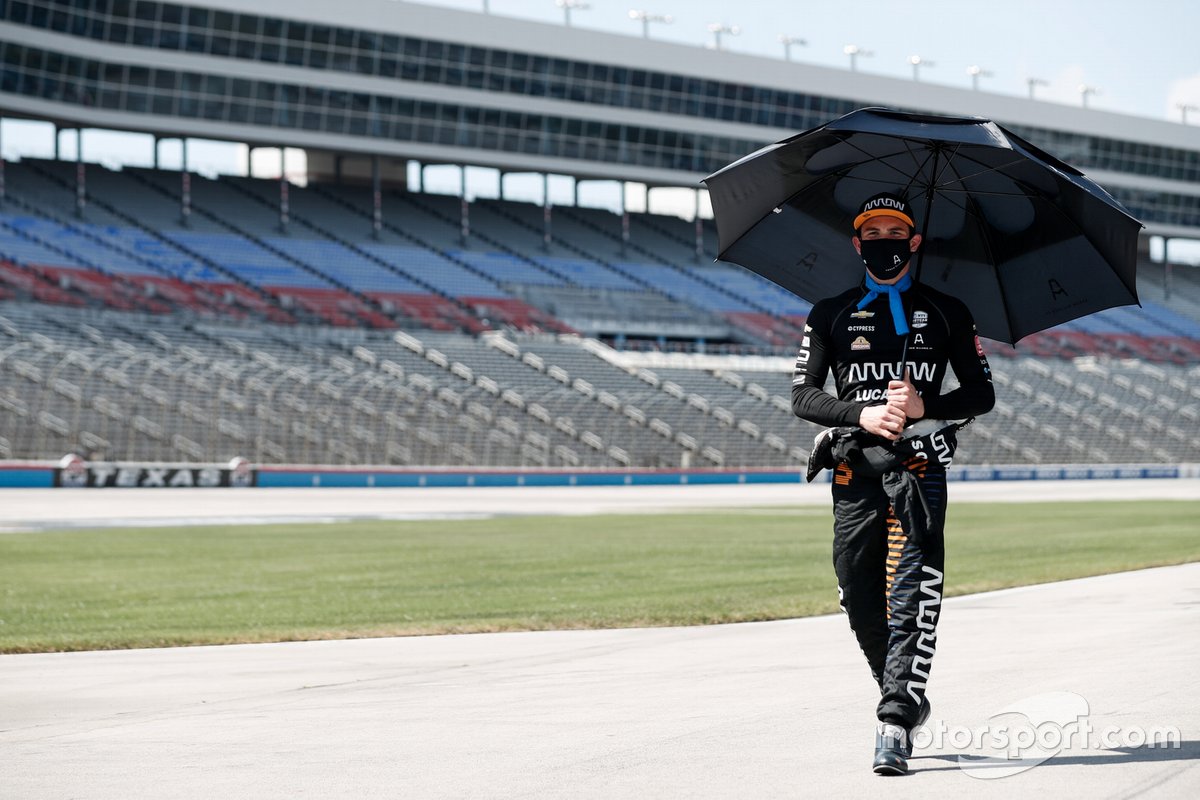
[791,192,995,775]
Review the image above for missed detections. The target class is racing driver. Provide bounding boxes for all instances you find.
[791,192,995,775]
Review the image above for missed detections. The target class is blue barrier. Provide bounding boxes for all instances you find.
[253,469,806,489]
[0,469,55,488]
[0,463,1190,488]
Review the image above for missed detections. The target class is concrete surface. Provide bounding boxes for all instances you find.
[2,564,1198,798]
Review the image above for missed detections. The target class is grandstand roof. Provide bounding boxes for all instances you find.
[0,0,1197,237]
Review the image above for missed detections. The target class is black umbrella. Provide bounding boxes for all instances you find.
[702,107,1143,345]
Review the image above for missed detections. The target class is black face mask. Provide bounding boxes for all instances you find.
[859,237,913,281]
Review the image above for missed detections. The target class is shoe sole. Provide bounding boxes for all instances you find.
[873,763,908,776]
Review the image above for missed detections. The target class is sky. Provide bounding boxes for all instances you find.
[2,0,1198,254]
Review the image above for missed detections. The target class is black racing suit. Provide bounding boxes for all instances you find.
[792,281,995,728]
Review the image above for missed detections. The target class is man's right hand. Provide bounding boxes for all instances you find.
[859,402,906,441]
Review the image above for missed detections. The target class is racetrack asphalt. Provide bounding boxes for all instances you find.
[1,482,1197,797]
[2,564,1197,798]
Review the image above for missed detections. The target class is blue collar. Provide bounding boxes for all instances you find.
[857,273,913,336]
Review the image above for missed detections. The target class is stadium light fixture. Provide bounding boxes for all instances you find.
[628,9,673,39]
[1026,77,1049,100]
[1176,103,1200,125]
[843,44,872,72]
[707,22,741,51]
[779,35,807,62]
[966,64,993,91]
[908,55,934,82]
[555,0,590,27]
[1078,84,1100,108]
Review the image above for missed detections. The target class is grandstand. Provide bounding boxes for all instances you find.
[1,0,1199,470]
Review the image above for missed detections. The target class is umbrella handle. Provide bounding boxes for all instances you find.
[910,145,939,286]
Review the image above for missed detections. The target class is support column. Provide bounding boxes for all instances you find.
[620,181,630,258]
[371,154,382,240]
[419,163,428,194]
[53,124,60,160]
[695,189,704,263]
[180,138,191,227]
[498,170,505,201]
[246,146,255,178]
[0,115,5,203]
[278,147,289,232]
[335,154,343,184]
[1163,237,1172,299]
[542,173,552,251]
[459,165,470,246]
[75,129,86,218]
[152,135,160,170]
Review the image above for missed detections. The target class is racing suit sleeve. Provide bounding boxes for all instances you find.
[920,302,996,420]
[791,300,869,427]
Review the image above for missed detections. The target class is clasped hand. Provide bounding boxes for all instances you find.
[858,368,924,441]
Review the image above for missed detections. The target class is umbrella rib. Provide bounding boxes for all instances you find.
[933,158,1030,189]
[907,142,962,210]
[900,140,940,196]
[933,151,1047,195]
[830,135,938,188]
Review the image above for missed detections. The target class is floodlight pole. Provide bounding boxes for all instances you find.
[629,10,672,39]
[844,45,873,72]
[907,54,936,81]
[556,0,590,27]
[708,23,740,51]
[967,65,993,91]
[780,35,806,62]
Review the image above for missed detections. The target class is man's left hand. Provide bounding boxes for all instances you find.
[887,368,925,420]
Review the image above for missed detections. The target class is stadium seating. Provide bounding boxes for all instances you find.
[2,157,1200,470]
[3,299,1198,468]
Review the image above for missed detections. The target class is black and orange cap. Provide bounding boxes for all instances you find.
[853,192,914,230]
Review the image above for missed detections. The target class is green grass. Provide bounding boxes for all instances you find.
[1,501,1197,653]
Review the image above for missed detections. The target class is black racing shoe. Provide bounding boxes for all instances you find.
[873,723,910,776]
[903,697,932,758]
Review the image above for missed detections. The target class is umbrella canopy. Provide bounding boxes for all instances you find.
[703,107,1143,344]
